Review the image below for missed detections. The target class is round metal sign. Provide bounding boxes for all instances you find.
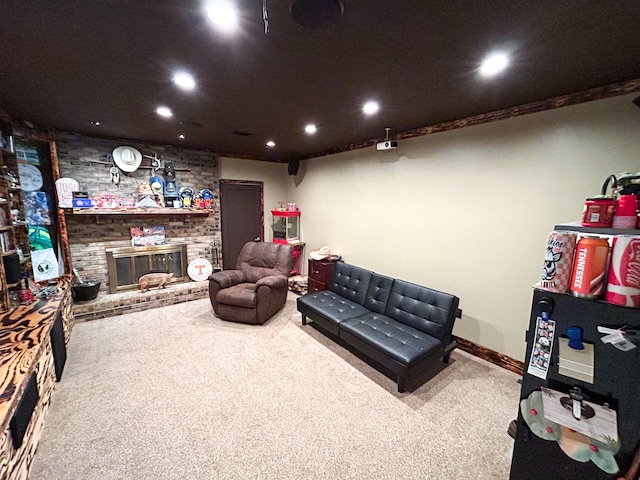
[187,258,213,281]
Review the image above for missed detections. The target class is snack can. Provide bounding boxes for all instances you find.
[540,231,577,293]
[581,197,615,228]
[605,235,640,308]
[570,236,610,299]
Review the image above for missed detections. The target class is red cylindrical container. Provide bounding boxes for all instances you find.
[581,197,615,228]
[612,195,638,230]
[605,235,640,308]
[539,231,577,293]
[570,236,610,299]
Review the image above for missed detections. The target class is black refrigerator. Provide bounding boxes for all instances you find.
[509,228,640,480]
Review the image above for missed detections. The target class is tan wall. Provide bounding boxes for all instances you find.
[285,93,640,361]
[218,157,288,242]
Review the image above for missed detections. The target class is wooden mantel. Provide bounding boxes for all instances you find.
[62,207,213,216]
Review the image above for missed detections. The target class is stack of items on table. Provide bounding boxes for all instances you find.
[288,275,308,295]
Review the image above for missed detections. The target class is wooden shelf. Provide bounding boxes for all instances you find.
[0,128,26,313]
[554,221,640,236]
[0,223,27,230]
[63,207,213,216]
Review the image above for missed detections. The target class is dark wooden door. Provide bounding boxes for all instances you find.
[220,180,263,270]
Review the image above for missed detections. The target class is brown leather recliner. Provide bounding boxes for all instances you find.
[208,242,293,324]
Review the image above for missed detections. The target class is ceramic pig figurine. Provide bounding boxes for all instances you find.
[138,272,175,292]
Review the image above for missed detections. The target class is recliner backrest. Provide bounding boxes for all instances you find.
[236,242,292,283]
[384,279,459,344]
[329,263,372,305]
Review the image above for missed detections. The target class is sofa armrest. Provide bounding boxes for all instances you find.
[208,270,246,288]
[255,275,288,290]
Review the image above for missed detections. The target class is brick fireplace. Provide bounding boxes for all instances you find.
[55,132,221,318]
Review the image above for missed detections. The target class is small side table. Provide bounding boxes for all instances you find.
[308,259,336,293]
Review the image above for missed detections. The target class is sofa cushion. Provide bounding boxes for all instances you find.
[384,280,459,343]
[340,313,443,365]
[297,290,370,325]
[364,273,394,314]
[329,263,372,306]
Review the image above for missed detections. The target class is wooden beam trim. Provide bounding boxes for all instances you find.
[453,335,524,376]
[302,77,640,161]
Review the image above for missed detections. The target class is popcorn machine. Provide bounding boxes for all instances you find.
[271,210,300,244]
[271,209,303,275]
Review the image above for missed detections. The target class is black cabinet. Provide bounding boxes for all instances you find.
[509,289,640,479]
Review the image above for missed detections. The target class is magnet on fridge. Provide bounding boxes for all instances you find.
[538,296,554,321]
[567,326,585,350]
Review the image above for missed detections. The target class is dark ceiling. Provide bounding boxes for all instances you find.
[1,0,639,162]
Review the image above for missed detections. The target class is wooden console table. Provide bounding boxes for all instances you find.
[0,277,73,480]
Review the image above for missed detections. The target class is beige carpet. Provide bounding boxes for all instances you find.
[30,293,520,480]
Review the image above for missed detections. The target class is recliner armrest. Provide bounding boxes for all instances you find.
[255,275,288,289]
[208,270,246,288]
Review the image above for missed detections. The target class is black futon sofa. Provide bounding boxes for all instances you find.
[297,262,461,392]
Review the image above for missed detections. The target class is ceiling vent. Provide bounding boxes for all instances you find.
[291,0,343,29]
[179,121,204,129]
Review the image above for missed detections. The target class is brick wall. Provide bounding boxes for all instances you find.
[56,132,221,290]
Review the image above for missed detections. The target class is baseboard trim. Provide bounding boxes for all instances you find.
[453,335,524,376]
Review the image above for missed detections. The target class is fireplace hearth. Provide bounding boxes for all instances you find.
[71,280,210,322]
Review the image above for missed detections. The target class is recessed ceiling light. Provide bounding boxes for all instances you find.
[265,140,276,147]
[205,1,239,30]
[173,71,196,91]
[90,121,100,126]
[479,52,509,77]
[362,101,379,115]
[156,106,173,118]
[305,124,317,134]
[178,134,186,140]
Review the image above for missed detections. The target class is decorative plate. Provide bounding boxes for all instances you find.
[18,163,43,191]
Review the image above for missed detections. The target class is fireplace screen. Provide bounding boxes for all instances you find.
[106,244,188,293]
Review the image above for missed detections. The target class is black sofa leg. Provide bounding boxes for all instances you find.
[442,353,451,364]
[301,314,307,326]
[397,376,406,393]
